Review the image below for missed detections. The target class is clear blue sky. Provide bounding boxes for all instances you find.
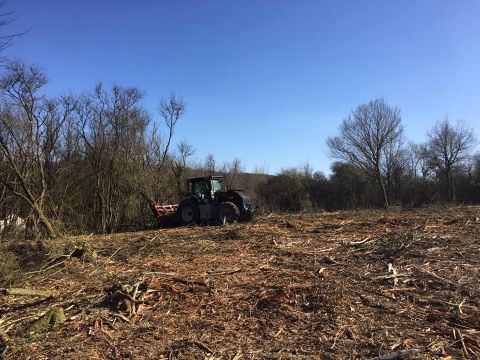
[5,0,480,174]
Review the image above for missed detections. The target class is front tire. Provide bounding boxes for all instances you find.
[218,201,240,225]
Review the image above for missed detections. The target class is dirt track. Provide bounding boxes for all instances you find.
[1,206,479,359]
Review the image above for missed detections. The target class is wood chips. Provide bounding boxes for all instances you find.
[0,206,479,359]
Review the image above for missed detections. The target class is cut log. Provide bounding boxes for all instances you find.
[1,288,56,298]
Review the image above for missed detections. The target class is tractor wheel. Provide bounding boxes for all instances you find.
[218,201,240,225]
[178,200,199,225]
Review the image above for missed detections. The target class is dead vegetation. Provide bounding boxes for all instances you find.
[0,206,479,359]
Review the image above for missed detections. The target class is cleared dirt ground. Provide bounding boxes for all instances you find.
[1,206,479,359]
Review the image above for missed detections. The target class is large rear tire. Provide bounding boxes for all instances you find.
[218,201,240,225]
[178,200,199,225]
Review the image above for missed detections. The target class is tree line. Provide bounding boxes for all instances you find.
[0,62,478,238]
[258,99,478,212]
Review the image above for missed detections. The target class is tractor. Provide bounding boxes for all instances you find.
[178,176,254,225]
[155,176,255,226]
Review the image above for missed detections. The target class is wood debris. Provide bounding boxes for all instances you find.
[0,206,478,358]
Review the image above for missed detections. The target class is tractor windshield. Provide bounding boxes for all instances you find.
[212,179,222,193]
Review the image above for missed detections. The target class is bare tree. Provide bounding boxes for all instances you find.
[204,153,216,173]
[327,98,403,208]
[172,141,194,197]
[76,83,149,233]
[404,143,430,181]
[0,1,26,53]
[0,61,75,238]
[473,152,480,178]
[221,158,244,189]
[158,92,185,168]
[135,91,186,215]
[424,119,476,201]
[382,139,408,202]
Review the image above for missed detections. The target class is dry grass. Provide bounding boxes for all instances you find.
[1,206,479,359]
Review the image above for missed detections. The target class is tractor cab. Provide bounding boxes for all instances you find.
[187,176,223,203]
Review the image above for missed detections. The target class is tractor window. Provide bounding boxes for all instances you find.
[192,181,210,200]
[212,180,222,193]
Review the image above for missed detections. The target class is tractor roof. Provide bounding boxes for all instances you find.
[187,175,223,182]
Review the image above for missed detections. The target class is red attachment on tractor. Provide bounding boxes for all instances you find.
[154,204,178,223]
